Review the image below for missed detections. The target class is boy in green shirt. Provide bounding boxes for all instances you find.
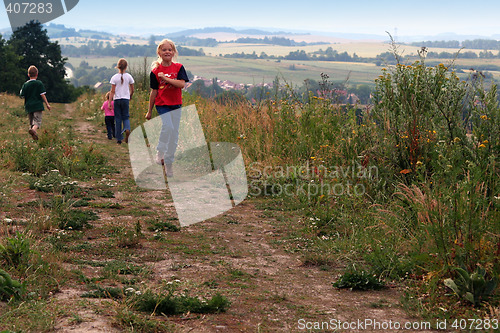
[20,66,51,140]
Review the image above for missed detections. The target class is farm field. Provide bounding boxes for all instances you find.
[66,55,385,86]
[66,52,500,88]
[189,41,393,57]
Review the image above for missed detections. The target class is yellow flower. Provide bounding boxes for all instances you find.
[416,161,423,166]
[480,115,488,120]
[453,137,461,143]
[478,144,486,148]
[483,140,489,144]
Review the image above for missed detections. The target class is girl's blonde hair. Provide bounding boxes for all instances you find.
[151,39,178,70]
[105,91,110,100]
[116,58,128,84]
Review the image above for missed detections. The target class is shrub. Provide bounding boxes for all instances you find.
[0,269,25,301]
[131,290,230,315]
[0,232,32,268]
[444,266,498,307]
[332,270,386,291]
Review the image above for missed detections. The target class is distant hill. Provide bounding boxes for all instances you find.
[0,23,117,40]
[398,32,500,43]
[165,27,299,38]
[45,23,116,39]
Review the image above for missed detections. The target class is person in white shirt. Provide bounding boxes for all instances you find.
[109,58,134,144]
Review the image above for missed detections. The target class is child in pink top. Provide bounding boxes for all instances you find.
[101,91,115,140]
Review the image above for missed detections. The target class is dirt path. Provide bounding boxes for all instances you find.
[52,103,438,333]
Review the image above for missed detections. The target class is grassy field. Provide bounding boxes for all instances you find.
[67,55,385,86]
[68,55,500,90]
[187,41,498,58]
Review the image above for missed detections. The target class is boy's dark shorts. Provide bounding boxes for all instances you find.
[29,111,42,128]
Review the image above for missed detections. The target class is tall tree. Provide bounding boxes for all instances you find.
[0,35,24,93]
[8,21,76,102]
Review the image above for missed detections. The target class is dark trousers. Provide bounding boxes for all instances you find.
[105,116,115,139]
[114,99,130,142]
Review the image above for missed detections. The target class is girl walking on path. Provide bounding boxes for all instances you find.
[146,39,189,177]
[109,58,134,144]
[101,91,115,140]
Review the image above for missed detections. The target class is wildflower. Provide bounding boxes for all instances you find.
[416,161,423,167]
[453,137,461,143]
[478,144,486,148]
[480,115,488,120]
[483,140,489,144]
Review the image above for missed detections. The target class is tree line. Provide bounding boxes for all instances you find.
[223,47,360,62]
[229,36,319,47]
[61,41,205,58]
[411,38,500,50]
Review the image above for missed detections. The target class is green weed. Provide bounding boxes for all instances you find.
[444,266,498,307]
[332,270,386,291]
[0,232,32,268]
[146,218,181,232]
[131,290,230,316]
[0,269,25,301]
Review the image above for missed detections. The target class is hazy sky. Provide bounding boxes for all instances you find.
[1,0,500,37]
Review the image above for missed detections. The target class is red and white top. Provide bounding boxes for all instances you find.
[150,63,189,106]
